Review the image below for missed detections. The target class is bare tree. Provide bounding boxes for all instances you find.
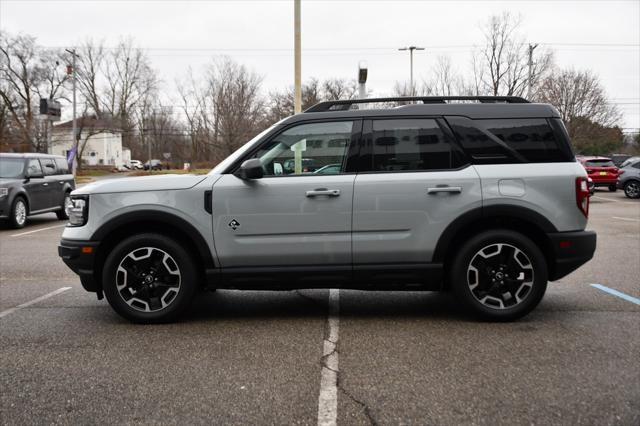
[424,55,466,96]
[208,58,265,159]
[0,31,68,151]
[537,68,622,151]
[472,12,552,97]
[75,38,158,142]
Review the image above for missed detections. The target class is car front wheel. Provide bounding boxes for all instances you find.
[102,233,198,323]
[624,180,640,199]
[450,229,548,321]
[9,197,28,229]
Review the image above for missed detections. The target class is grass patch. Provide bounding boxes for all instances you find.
[76,168,114,177]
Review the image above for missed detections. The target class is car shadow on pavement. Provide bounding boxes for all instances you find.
[178,289,479,324]
[0,213,62,230]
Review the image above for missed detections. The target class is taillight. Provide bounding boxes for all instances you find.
[618,170,625,176]
[576,177,590,217]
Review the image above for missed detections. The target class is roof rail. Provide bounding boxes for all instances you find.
[304,96,529,113]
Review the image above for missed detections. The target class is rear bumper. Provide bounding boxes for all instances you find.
[547,231,597,281]
[58,239,100,292]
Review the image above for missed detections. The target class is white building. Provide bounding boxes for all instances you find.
[51,117,129,168]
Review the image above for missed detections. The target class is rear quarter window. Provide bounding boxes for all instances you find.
[447,117,573,164]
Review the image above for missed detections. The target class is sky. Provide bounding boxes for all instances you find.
[1,0,639,130]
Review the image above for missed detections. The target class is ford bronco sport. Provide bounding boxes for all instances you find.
[58,96,597,323]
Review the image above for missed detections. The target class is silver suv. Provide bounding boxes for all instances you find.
[58,96,597,323]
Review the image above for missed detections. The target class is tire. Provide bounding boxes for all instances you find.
[9,197,28,229]
[449,229,548,321]
[608,184,617,192]
[623,180,640,199]
[56,192,72,220]
[102,233,199,323]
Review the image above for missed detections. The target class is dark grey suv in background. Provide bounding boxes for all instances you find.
[0,153,75,228]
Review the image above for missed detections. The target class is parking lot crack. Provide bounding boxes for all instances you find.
[337,384,378,426]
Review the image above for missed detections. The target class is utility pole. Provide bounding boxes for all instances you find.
[293,0,302,113]
[357,61,368,99]
[527,43,538,100]
[65,48,80,174]
[398,46,424,96]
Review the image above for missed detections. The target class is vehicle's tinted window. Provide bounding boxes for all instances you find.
[369,119,463,172]
[632,162,640,169]
[40,158,57,175]
[27,159,43,176]
[584,159,615,168]
[54,158,70,174]
[448,117,572,164]
[253,121,354,176]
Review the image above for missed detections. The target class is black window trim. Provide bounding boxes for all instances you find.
[226,118,363,178]
[356,116,471,175]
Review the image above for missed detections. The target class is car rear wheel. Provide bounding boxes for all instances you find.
[102,233,198,323]
[608,184,617,192]
[56,192,72,220]
[624,180,640,199]
[450,229,548,321]
[9,197,27,229]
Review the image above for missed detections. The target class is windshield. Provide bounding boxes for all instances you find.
[0,158,25,178]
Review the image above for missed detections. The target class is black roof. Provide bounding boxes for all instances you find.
[283,97,560,126]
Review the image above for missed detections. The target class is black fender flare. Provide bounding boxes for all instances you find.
[432,205,558,263]
[91,210,216,269]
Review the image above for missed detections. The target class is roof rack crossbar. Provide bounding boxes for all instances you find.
[304,96,529,113]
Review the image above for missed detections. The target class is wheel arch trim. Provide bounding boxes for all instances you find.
[91,210,216,269]
[432,205,558,263]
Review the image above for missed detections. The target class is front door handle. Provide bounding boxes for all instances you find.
[306,188,340,197]
[42,183,49,186]
[427,186,462,194]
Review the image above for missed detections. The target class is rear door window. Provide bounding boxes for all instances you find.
[40,158,57,175]
[364,118,465,172]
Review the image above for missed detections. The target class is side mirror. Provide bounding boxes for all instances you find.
[236,159,264,180]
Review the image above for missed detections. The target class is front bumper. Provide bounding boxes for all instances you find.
[546,231,597,281]
[58,239,100,293]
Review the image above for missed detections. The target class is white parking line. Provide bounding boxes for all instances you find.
[0,287,71,319]
[10,224,66,237]
[591,284,640,305]
[317,289,339,426]
[592,196,638,205]
[612,216,640,222]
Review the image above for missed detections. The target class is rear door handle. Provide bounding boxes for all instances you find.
[42,183,49,186]
[427,186,462,194]
[306,188,340,197]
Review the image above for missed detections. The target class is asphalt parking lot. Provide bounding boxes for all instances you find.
[1,190,638,425]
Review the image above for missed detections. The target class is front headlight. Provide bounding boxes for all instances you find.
[68,196,89,226]
[0,188,8,199]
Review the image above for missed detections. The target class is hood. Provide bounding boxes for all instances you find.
[72,174,208,195]
[0,177,22,186]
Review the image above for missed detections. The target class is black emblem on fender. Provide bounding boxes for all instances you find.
[228,219,240,230]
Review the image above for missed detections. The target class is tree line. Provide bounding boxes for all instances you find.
[1,12,634,167]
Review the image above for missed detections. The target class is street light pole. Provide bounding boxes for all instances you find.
[398,46,425,96]
[293,0,301,113]
[527,43,539,100]
[65,48,80,174]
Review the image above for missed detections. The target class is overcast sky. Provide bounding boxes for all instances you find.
[1,0,639,129]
